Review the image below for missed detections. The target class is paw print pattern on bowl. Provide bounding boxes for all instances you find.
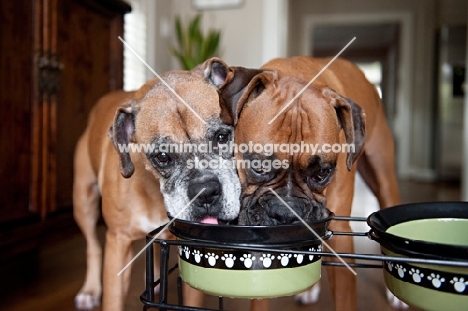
[384,260,468,296]
[178,245,321,270]
[450,277,468,293]
[240,254,256,269]
[307,245,322,261]
[221,254,236,268]
[427,273,445,289]
[308,247,316,261]
[177,245,322,270]
[183,246,191,260]
[409,268,424,283]
[259,254,275,268]
[277,254,292,267]
[192,249,202,263]
[294,254,304,264]
[204,253,219,267]
[395,264,406,278]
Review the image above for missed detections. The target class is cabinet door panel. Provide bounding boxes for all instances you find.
[54,0,126,209]
[0,0,36,222]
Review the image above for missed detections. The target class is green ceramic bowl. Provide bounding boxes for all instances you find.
[169,216,333,298]
[368,202,468,311]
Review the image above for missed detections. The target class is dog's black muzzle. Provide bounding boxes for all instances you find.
[187,172,223,221]
[239,193,330,226]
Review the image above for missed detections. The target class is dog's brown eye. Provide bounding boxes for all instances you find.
[252,165,266,174]
[310,168,331,183]
[216,133,229,144]
[156,152,170,163]
[250,159,270,175]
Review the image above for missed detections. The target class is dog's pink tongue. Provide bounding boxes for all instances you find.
[200,217,218,225]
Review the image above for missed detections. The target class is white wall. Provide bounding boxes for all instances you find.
[150,0,287,72]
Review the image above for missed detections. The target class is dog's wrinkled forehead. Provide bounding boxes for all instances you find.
[237,79,340,147]
[135,71,221,143]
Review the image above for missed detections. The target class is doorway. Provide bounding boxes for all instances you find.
[312,23,399,135]
[300,12,413,177]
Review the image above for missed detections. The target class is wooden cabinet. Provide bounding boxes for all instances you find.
[0,0,130,262]
[0,0,36,225]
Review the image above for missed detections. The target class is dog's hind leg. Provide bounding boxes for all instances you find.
[182,282,205,308]
[357,111,400,209]
[250,298,270,311]
[357,112,408,309]
[294,283,321,304]
[73,132,103,310]
[359,148,408,309]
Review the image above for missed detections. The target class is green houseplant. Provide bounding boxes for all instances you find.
[170,14,221,70]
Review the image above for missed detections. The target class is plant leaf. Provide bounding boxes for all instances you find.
[175,16,183,48]
[205,31,220,58]
[170,13,221,70]
[189,14,202,41]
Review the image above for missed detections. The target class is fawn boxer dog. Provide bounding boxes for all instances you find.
[219,56,401,310]
[73,58,261,310]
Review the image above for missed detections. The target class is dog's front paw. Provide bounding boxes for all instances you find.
[75,291,101,310]
[386,288,409,309]
[294,283,321,305]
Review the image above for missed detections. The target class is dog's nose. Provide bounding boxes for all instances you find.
[188,175,221,206]
[266,205,298,224]
[265,198,306,225]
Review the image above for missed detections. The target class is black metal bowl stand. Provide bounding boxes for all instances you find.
[140,216,468,311]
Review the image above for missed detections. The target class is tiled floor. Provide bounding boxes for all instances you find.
[1,176,462,310]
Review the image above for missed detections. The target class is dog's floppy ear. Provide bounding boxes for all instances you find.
[322,87,366,171]
[110,101,137,178]
[199,58,268,125]
[217,66,267,125]
[222,70,277,125]
[202,57,230,87]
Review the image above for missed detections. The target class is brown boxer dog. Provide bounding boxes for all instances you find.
[219,56,401,311]
[73,58,261,310]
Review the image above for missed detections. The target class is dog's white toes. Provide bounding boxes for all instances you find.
[75,292,101,310]
[386,288,409,309]
[294,283,321,305]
